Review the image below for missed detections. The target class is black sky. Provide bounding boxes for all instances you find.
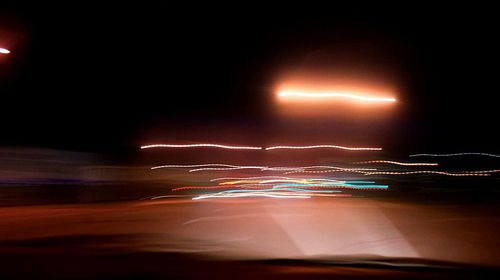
[1,4,499,155]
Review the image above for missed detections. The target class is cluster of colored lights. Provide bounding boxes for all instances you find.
[142,142,500,200]
[151,164,375,174]
[176,178,388,200]
[151,160,500,180]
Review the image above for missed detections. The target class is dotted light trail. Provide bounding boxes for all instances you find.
[354,160,438,166]
[151,164,250,170]
[153,164,376,172]
[265,145,382,151]
[193,192,312,200]
[192,191,353,200]
[219,179,316,185]
[284,169,371,175]
[141,144,262,150]
[140,143,383,152]
[188,166,265,172]
[363,170,500,176]
[210,176,295,182]
[410,153,500,158]
[278,91,396,102]
[288,165,376,171]
[172,185,268,192]
[272,184,389,190]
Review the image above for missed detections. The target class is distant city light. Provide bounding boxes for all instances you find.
[278,90,396,102]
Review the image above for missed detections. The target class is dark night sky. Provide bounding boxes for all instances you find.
[1,4,499,155]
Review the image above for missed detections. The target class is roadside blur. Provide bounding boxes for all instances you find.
[0,147,171,206]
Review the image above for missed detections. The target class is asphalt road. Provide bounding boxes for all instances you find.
[1,196,500,267]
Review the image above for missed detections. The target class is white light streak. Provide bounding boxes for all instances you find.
[193,192,311,200]
[363,170,500,176]
[265,145,382,151]
[410,153,500,158]
[354,160,438,166]
[188,166,265,172]
[152,164,245,170]
[141,144,262,150]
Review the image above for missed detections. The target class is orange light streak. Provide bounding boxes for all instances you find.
[278,91,396,102]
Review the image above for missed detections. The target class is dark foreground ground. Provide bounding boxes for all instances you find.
[1,183,500,279]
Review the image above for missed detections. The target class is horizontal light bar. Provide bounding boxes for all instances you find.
[278,91,396,102]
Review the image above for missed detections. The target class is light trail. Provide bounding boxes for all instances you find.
[284,169,370,175]
[410,153,500,158]
[153,164,375,172]
[284,165,376,171]
[141,143,383,151]
[192,191,353,200]
[363,170,500,176]
[172,185,267,192]
[277,91,396,102]
[148,195,198,199]
[223,188,341,194]
[219,179,316,185]
[173,182,388,192]
[188,166,265,172]
[353,160,438,166]
[0,48,10,54]
[210,176,295,182]
[152,164,247,170]
[272,184,389,190]
[265,145,382,151]
[141,143,262,150]
[193,192,311,200]
[261,166,375,172]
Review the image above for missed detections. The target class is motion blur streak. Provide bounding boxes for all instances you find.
[410,153,500,158]
[193,192,312,200]
[0,47,10,54]
[278,91,396,102]
[189,166,265,172]
[151,164,262,170]
[172,186,267,192]
[265,145,382,151]
[363,170,500,176]
[192,191,355,200]
[296,165,376,170]
[285,169,371,175]
[210,176,295,182]
[219,179,327,185]
[264,166,376,171]
[153,164,375,172]
[354,160,438,166]
[272,184,389,190]
[141,143,262,150]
